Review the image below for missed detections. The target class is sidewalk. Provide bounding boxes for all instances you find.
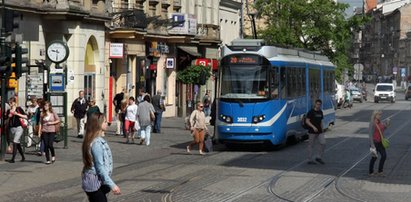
[0,117,192,200]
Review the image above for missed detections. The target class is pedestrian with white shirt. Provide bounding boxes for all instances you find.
[26,97,39,147]
[125,97,138,144]
[71,90,88,138]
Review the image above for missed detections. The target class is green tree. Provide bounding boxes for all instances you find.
[177,65,211,85]
[254,0,368,80]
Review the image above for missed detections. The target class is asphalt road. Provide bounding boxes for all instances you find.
[1,89,411,202]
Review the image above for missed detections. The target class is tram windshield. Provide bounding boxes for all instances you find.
[220,65,269,99]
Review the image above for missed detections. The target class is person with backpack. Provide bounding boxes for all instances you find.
[305,99,325,165]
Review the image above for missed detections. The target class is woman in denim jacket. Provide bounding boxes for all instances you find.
[82,113,121,201]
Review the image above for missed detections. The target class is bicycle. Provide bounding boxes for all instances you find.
[22,120,41,152]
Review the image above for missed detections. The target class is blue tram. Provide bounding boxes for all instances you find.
[216,39,336,146]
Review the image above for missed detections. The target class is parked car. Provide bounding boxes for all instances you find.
[405,85,411,100]
[374,83,395,103]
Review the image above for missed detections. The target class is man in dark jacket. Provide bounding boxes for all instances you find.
[151,90,164,133]
[113,88,125,136]
[71,90,88,138]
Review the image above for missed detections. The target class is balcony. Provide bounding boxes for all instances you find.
[173,0,181,10]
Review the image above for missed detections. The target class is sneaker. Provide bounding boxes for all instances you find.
[77,135,83,138]
[139,139,145,145]
[307,160,317,165]
[45,161,51,165]
[368,172,376,177]
[199,151,206,155]
[315,158,325,165]
[186,146,191,153]
[377,172,385,177]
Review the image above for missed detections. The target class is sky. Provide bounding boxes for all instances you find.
[338,0,364,17]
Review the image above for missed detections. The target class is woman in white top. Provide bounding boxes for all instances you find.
[125,97,138,144]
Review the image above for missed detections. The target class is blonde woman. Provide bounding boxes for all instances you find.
[369,110,390,176]
[38,101,60,164]
[82,113,121,201]
[187,102,208,155]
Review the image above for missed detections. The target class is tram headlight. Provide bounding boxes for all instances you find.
[220,114,233,123]
[252,115,266,124]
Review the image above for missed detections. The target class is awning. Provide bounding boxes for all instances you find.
[178,46,201,57]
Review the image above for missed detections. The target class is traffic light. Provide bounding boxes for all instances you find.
[15,44,29,78]
[0,45,11,75]
[4,9,20,33]
[0,56,10,74]
[8,72,17,88]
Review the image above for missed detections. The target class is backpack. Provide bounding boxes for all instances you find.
[301,113,309,130]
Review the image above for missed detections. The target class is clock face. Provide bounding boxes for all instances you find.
[47,42,68,63]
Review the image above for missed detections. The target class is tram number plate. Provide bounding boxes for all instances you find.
[237,117,247,122]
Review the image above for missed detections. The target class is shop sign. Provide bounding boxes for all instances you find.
[195,59,218,71]
[110,43,123,58]
[168,13,197,35]
[166,58,174,69]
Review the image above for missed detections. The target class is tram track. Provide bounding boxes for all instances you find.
[120,101,404,202]
[162,104,390,202]
[269,104,408,202]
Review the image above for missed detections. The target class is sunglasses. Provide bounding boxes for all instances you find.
[198,106,204,108]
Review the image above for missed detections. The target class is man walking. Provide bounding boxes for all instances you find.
[71,90,88,138]
[113,88,125,136]
[152,90,164,133]
[203,90,211,117]
[305,99,325,165]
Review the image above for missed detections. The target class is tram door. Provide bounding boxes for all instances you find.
[84,74,96,101]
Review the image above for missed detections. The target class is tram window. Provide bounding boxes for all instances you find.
[280,67,287,98]
[220,65,269,98]
[270,68,279,99]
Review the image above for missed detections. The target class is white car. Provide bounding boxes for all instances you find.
[374,83,395,103]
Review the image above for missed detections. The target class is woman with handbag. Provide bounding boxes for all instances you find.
[82,113,121,202]
[7,97,27,163]
[38,101,60,165]
[187,101,208,155]
[369,110,390,176]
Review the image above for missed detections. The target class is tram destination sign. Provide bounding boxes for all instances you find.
[228,55,259,64]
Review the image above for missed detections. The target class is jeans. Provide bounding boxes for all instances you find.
[204,107,211,117]
[76,117,86,135]
[42,132,56,162]
[307,133,326,160]
[369,142,387,173]
[154,111,163,133]
[140,125,152,145]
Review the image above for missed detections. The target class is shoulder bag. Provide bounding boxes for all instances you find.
[375,123,390,149]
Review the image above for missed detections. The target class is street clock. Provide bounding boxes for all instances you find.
[46,40,69,64]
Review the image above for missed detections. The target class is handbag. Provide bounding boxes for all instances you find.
[19,118,28,128]
[204,133,213,153]
[53,113,60,133]
[375,123,390,149]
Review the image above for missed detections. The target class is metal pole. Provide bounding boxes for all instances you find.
[0,0,7,161]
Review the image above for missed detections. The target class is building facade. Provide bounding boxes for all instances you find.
[3,0,244,128]
[5,0,109,127]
